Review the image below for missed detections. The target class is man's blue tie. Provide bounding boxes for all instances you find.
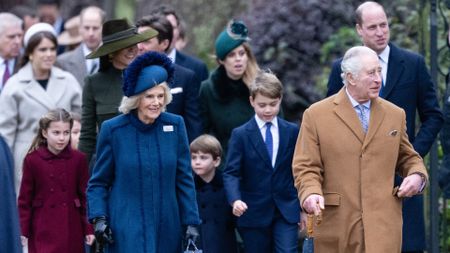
[265,122,273,161]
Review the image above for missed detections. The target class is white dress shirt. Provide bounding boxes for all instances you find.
[168,48,176,63]
[255,115,279,167]
[82,43,99,73]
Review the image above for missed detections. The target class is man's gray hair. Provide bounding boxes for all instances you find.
[340,46,377,86]
[0,13,23,34]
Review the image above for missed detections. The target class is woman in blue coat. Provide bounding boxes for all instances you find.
[87,52,200,253]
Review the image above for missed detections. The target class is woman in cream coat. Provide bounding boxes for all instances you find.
[0,23,81,193]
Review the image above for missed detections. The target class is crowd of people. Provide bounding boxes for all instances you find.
[0,0,448,253]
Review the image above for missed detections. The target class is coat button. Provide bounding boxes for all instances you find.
[50,188,54,192]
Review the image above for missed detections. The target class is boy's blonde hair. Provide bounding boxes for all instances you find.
[249,70,283,99]
[190,134,222,160]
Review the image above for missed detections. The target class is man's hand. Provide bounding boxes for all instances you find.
[298,211,308,231]
[232,200,248,217]
[397,174,424,198]
[302,194,325,215]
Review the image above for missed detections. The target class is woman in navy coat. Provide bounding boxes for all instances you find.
[87,52,200,253]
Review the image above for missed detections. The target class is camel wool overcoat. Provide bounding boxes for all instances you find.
[292,89,428,253]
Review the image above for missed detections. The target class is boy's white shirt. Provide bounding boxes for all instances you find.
[254,115,279,167]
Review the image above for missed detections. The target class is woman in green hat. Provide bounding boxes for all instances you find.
[78,18,158,164]
[199,20,260,157]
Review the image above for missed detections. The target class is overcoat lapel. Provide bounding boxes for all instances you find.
[333,89,365,144]
[362,98,385,150]
[20,64,56,110]
[46,71,68,105]
[246,119,272,168]
[71,47,88,78]
[20,64,66,110]
[24,82,55,110]
[13,57,20,74]
[382,44,404,98]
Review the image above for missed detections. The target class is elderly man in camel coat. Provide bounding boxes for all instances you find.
[292,46,428,253]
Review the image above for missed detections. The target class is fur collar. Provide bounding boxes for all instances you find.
[210,65,249,102]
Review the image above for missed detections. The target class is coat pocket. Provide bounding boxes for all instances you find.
[324,192,341,206]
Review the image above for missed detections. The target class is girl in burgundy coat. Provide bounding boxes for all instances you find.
[18,108,94,253]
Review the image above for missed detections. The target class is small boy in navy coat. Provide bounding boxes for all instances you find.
[190,134,238,253]
[223,71,301,253]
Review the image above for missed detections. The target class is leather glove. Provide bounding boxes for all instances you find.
[93,217,114,245]
[185,225,199,244]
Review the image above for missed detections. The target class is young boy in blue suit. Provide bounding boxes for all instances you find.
[223,71,301,253]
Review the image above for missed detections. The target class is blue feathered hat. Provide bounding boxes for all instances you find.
[123,51,174,97]
[215,20,250,60]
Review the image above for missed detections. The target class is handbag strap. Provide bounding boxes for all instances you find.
[185,239,199,251]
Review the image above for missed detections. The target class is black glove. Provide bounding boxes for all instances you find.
[185,225,199,244]
[93,217,114,245]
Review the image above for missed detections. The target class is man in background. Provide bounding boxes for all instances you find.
[9,5,39,32]
[57,6,104,88]
[151,5,209,83]
[327,2,443,252]
[37,0,65,54]
[0,12,23,93]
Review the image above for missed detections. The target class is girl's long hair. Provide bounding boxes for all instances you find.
[28,108,73,153]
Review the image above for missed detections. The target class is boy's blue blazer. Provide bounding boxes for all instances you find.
[223,117,300,227]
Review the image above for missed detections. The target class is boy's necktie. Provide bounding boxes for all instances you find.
[265,122,273,161]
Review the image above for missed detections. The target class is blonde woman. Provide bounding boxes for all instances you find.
[87,52,200,252]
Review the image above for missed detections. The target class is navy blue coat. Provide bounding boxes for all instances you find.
[0,135,21,253]
[87,112,200,253]
[327,43,443,251]
[167,64,202,142]
[194,171,238,253]
[223,117,301,227]
[175,50,209,83]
